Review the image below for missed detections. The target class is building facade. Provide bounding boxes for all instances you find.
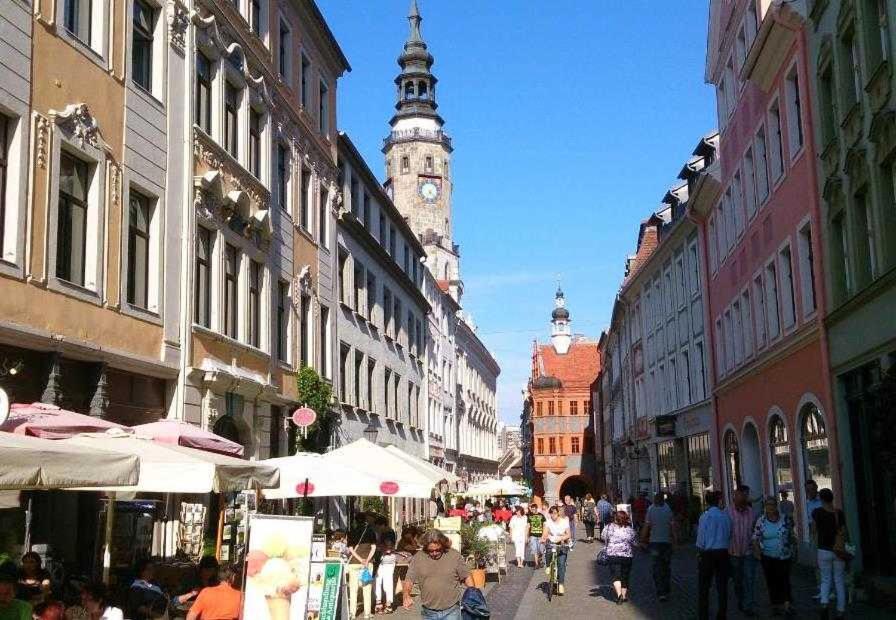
[805,0,896,575]
[703,0,837,550]
[422,269,458,470]
[613,158,715,504]
[528,289,601,502]
[181,0,349,459]
[335,133,428,458]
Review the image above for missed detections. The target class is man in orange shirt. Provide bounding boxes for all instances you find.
[187,564,242,620]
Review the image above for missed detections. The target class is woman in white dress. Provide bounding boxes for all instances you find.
[508,506,530,568]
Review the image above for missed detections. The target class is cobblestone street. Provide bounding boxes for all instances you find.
[391,539,892,619]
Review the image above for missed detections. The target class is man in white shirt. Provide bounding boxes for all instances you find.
[540,506,571,595]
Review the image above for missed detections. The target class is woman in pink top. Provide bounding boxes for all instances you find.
[602,510,638,605]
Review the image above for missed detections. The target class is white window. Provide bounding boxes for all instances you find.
[732,172,744,238]
[278,19,291,82]
[778,244,796,330]
[689,242,700,295]
[854,192,878,282]
[715,318,725,377]
[717,79,728,130]
[743,148,757,220]
[0,111,28,270]
[797,221,817,316]
[754,127,770,203]
[724,309,734,372]
[318,79,329,137]
[708,216,719,273]
[61,0,109,60]
[274,142,290,213]
[125,186,160,313]
[131,0,163,94]
[732,300,744,366]
[300,53,311,109]
[764,261,781,339]
[768,100,785,181]
[735,26,747,80]
[741,290,754,359]
[725,57,736,116]
[785,66,804,158]
[753,275,767,348]
[320,305,331,378]
[694,341,707,399]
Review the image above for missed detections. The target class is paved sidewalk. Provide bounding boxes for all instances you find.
[386,539,893,619]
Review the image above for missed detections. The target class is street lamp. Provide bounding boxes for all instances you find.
[363,420,378,444]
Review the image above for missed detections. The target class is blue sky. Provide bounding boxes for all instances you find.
[317,1,716,426]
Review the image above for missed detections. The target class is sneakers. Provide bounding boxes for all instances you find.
[557,584,565,595]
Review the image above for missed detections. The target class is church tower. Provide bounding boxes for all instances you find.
[550,287,572,354]
[383,1,461,300]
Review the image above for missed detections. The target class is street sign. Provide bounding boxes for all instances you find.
[292,407,316,428]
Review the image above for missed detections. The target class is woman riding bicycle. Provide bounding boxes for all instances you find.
[540,506,571,595]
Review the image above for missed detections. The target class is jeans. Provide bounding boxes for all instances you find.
[698,549,729,620]
[545,544,568,584]
[760,555,792,606]
[729,554,758,612]
[649,542,672,596]
[569,519,577,542]
[421,603,461,620]
[528,536,543,564]
[375,563,394,607]
[584,520,596,539]
[817,549,846,613]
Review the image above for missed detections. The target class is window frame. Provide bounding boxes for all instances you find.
[131,0,156,93]
[195,227,213,327]
[126,187,153,310]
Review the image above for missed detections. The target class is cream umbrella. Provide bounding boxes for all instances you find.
[384,445,459,485]
[0,431,140,490]
[324,439,440,498]
[260,451,395,499]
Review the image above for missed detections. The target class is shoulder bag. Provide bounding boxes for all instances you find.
[832,511,854,562]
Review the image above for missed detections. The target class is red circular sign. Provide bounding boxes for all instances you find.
[379,481,400,495]
[292,407,317,428]
[295,481,315,495]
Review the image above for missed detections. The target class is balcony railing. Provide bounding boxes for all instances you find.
[383,128,452,150]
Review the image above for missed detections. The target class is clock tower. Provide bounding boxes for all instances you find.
[383,1,461,300]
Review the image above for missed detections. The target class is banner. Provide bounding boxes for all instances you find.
[243,515,314,620]
[306,561,343,620]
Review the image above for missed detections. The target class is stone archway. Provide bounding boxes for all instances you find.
[558,474,591,501]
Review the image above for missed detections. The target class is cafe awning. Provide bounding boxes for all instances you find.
[323,439,440,498]
[0,402,125,438]
[0,431,140,490]
[384,445,459,484]
[260,452,394,499]
[131,419,244,457]
[61,430,279,493]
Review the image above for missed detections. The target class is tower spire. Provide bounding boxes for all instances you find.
[407,0,423,43]
[551,288,572,354]
[388,0,442,127]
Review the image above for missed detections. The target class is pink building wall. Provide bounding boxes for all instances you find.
[702,0,840,542]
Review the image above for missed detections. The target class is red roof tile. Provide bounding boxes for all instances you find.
[534,340,601,388]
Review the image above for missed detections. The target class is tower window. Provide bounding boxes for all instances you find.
[424,156,433,173]
[403,81,414,100]
[401,156,410,174]
[418,81,428,99]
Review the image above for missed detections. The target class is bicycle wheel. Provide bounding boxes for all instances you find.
[547,561,555,602]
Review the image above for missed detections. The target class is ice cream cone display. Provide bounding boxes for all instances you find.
[243,516,315,620]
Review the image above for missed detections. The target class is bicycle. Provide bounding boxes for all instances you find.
[543,541,569,601]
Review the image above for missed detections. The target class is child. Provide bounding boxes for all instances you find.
[374,540,396,614]
[329,530,349,560]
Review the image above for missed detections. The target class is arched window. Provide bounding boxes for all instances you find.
[418,80,429,99]
[404,81,415,100]
[769,415,792,492]
[801,404,832,491]
[724,430,741,498]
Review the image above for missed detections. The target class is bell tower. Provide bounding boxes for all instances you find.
[550,287,572,354]
[383,1,461,300]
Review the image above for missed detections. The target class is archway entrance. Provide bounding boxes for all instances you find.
[559,475,590,501]
[740,423,763,500]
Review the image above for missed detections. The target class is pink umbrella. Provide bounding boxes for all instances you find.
[131,419,244,457]
[1,403,125,439]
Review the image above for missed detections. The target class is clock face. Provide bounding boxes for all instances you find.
[419,180,440,203]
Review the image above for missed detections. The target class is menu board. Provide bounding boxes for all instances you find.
[243,515,313,620]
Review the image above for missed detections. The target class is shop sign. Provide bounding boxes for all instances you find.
[317,561,344,620]
[292,407,317,427]
[655,415,676,437]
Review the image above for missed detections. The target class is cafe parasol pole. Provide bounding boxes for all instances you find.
[102,492,116,584]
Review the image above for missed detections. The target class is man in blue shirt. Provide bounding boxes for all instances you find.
[696,490,731,620]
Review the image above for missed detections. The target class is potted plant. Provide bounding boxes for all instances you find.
[460,521,489,588]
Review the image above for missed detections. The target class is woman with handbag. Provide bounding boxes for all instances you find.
[752,498,797,617]
[812,488,849,619]
[348,515,378,619]
[602,510,637,605]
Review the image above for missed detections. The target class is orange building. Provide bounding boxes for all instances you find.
[527,289,601,502]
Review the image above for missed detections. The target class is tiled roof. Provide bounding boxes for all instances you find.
[622,216,661,288]
[534,339,601,388]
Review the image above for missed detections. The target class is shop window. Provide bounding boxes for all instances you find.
[770,415,792,493]
[724,430,742,501]
[801,404,832,493]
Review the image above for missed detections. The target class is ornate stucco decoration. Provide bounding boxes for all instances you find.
[49,103,113,154]
[192,10,244,64]
[109,162,122,207]
[292,265,313,308]
[844,145,869,189]
[35,114,51,169]
[193,129,270,212]
[167,0,189,53]
[870,108,896,164]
